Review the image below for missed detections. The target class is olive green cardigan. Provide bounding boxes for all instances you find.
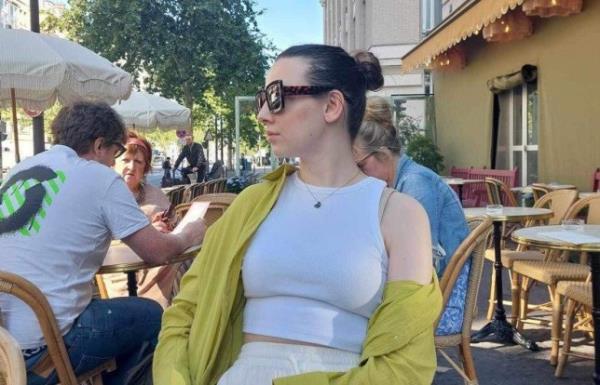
[153,165,442,385]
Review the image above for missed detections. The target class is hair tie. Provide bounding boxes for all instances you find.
[126,138,151,162]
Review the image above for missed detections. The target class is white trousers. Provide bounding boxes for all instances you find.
[216,342,360,385]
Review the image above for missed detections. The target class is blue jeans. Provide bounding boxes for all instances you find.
[25,297,162,385]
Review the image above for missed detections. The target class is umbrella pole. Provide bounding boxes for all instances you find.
[10,88,21,163]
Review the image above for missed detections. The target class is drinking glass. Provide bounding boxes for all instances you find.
[486,204,503,215]
[561,218,584,231]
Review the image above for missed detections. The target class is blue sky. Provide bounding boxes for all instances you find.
[255,0,323,53]
[52,0,323,52]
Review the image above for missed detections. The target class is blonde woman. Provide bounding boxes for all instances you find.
[354,96,469,276]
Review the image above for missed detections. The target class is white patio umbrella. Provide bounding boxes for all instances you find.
[112,90,191,131]
[0,29,133,162]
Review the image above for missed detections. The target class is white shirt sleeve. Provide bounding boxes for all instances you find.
[100,177,150,240]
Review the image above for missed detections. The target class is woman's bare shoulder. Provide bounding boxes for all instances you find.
[381,190,432,284]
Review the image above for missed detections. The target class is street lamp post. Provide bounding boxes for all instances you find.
[234,96,255,177]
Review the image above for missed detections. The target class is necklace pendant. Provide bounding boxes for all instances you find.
[314,201,322,209]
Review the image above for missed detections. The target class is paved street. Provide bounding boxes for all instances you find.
[434,261,593,385]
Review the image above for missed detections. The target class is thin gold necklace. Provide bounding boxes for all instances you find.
[299,170,362,209]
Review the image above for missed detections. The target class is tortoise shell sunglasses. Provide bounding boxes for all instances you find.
[255,80,335,115]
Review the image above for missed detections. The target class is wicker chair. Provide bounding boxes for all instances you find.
[166,185,186,206]
[0,325,26,385]
[176,193,237,227]
[484,177,518,207]
[547,195,600,366]
[0,271,116,385]
[554,276,593,377]
[170,193,237,297]
[435,216,493,385]
[190,182,206,199]
[512,197,595,365]
[531,183,550,203]
[484,189,579,321]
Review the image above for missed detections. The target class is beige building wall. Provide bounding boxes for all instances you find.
[321,0,427,98]
[433,0,600,189]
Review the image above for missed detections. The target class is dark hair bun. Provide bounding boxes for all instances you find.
[353,51,384,91]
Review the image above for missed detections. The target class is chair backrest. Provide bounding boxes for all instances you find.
[531,183,550,202]
[435,217,493,334]
[484,178,502,205]
[486,177,518,206]
[564,195,600,224]
[530,189,578,225]
[0,272,78,385]
[592,168,600,192]
[166,186,186,206]
[0,325,26,385]
[176,193,237,227]
[190,182,206,199]
[191,193,237,227]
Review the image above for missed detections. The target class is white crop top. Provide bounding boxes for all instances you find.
[242,172,388,353]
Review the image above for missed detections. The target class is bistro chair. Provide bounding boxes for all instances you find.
[531,183,550,203]
[484,177,520,245]
[512,197,595,364]
[484,189,579,321]
[0,271,116,385]
[0,325,26,385]
[190,182,206,199]
[548,195,600,365]
[166,185,186,206]
[484,177,518,207]
[554,275,593,377]
[171,193,237,297]
[435,216,492,385]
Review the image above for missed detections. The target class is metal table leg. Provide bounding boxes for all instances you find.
[471,221,539,351]
[127,272,138,296]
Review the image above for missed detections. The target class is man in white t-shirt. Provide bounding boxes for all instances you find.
[0,102,205,385]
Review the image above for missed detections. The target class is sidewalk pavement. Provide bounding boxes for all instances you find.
[433,261,593,385]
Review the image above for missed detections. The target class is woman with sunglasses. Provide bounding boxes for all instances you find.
[154,45,442,385]
[353,96,469,277]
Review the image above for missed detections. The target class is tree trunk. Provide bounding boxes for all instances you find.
[214,115,219,162]
[220,117,225,169]
[182,82,194,135]
[226,117,233,171]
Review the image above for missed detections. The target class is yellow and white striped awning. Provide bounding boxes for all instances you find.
[401,0,527,72]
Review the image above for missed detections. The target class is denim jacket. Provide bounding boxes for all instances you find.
[394,155,470,335]
[394,154,468,276]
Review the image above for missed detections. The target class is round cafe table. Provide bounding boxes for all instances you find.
[512,225,600,384]
[98,242,201,296]
[464,207,553,350]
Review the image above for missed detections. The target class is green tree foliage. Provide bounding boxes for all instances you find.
[405,135,445,174]
[60,0,273,153]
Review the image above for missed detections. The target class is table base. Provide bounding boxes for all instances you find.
[127,272,138,296]
[471,318,539,351]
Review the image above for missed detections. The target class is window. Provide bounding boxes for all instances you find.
[496,82,539,185]
[421,0,442,36]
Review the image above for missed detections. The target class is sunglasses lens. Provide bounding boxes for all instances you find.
[266,82,282,113]
[255,92,266,114]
